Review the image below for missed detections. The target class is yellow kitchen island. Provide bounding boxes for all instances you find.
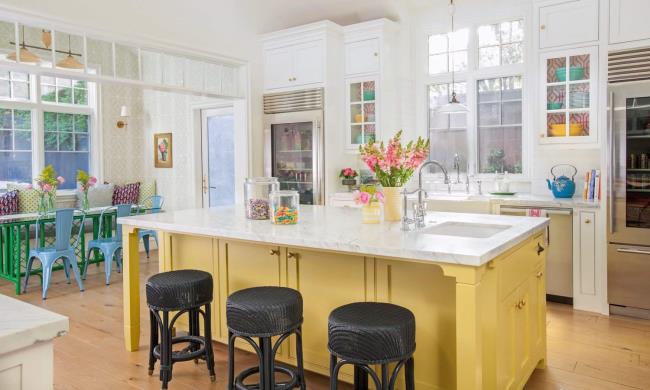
[119,206,549,390]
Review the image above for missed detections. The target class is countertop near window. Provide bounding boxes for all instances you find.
[119,205,548,266]
[423,192,601,209]
[0,295,69,355]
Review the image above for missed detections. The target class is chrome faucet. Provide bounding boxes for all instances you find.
[418,160,450,204]
[399,160,449,231]
[453,153,462,184]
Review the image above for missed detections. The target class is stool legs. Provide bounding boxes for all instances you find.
[295,328,306,390]
[160,311,172,389]
[148,310,159,375]
[330,355,413,390]
[204,304,216,381]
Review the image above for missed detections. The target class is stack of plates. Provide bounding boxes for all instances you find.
[570,92,589,108]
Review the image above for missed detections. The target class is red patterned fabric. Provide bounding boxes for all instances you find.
[0,190,19,216]
[112,182,140,205]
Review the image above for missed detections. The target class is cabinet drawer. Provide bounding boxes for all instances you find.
[498,235,545,300]
[538,0,598,48]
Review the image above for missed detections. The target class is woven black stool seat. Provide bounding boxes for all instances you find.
[226,286,306,390]
[227,286,303,336]
[146,270,216,389]
[328,302,416,390]
[146,269,213,311]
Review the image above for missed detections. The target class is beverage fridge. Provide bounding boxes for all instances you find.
[608,79,650,318]
[264,88,324,205]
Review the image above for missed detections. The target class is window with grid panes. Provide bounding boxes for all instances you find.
[43,112,90,189]
[41,77,88,105]
[477,20,524,68]
[428,82,468,170]
[0,71,30,100]
[0,108,32,183]
[428,29,469,75]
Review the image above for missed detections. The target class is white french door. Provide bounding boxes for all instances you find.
[200,106,241,207]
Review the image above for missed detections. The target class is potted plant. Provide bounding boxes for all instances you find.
[32,165,64,215]
[339,168,358,189]
[359,130,429,221]
[353,184,384,224]
[77,170,98,211]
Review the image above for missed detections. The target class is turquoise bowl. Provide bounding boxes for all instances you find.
[547,102,563,110]
[555,67,585,82]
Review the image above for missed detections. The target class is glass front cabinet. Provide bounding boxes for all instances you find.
[346,76,378,150]
[539,46,598,144]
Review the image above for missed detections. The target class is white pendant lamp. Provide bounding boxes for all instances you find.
[7,26,41,64]
[56,35,84,70]
[436,0,468,114]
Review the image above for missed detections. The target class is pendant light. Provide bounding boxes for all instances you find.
[436,0,468,114]
[41,29,52,48]
[56,35,84,70]
[7,26,41,64]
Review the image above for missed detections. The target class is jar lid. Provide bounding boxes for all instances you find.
[270,190,299,196]
[246,177,279,183]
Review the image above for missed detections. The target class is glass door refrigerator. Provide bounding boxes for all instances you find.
[608,80,650,317]
[264,89,324,205]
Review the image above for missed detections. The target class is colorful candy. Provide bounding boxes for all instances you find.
[246,198,270,220]
[272,206,299,225]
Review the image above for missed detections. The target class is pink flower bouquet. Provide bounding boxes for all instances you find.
[359,130,430,187]
[339,168,358,179]
[353,184,384,206]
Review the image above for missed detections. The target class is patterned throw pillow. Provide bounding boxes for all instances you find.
[112,182,140,205]
[0,190,19,216]
[137,181,157,207]
[6,183,50,213]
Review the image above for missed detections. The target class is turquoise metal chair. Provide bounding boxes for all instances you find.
[84,204,132,285]
[138,195,163,258]
[23,208,85,300]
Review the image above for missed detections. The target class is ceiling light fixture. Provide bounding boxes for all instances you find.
[436,0,468,114]
[56,35,84,70]
[41,29,52,48]
[7,26,41,64]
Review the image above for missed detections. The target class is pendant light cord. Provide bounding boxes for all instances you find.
[449,0,457,102]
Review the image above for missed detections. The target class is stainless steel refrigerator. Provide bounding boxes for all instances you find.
[608,78,650,319]
[264,88,324,205]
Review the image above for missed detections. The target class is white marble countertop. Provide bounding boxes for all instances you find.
[0,295,69,355]
[119,205,548,266]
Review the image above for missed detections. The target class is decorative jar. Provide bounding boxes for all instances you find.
[382,186,403,222]
[244,177,279,220]
[362,202,382,224]
[269,190,299,225]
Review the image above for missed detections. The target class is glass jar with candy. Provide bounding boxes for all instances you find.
[269,190,300,225]
[244,177,279,220]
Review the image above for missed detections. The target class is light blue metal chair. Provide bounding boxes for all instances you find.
[84,204,132,285]
[138,195,164,258]
[23,208,85,300]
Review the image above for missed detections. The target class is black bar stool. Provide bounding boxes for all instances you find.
[226,286,306,390]
[328,302,416,390]
[146,270,216,389]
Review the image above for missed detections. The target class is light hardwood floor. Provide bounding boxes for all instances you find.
[1,251,649,390]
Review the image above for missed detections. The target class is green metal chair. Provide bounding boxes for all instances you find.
[138,195,164,258]
[84,204,132,285]
[23,208,85,299]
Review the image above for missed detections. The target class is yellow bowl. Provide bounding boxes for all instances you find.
[549,123,583,137]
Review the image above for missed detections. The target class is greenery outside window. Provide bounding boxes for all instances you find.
[41,77,88,105]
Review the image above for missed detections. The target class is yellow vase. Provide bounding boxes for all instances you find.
[362,202,382,224]
[382,186,403,222]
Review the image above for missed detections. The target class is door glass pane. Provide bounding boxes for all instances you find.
[547,57,566,83]
[206,111,235,207]
[271,122,314,204]
[625,97,650,228]
[569,83,590,109]
[569,112,589,137]
[569,54,589,81]
[547,85,566,110]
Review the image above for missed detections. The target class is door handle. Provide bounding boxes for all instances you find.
[536,271,544,278]
[269,249,280,256]
[617,248,650,255]
[287,251,299,259]
[536,243,545,255]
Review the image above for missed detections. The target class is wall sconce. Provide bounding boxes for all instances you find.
[117,106,129,129]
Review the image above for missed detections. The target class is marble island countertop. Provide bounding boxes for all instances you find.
[0,295,69,355]
[119,205,548,266]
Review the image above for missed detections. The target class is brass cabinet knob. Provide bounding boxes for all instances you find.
[584,218,591,224]
[287,252,299,259]
[536,271,544,278]
[536,243,545,255]
[540,24,546,30]
[374,52,379,57]
[269,249,279,256]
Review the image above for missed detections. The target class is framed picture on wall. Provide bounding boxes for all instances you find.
[154,133,173,168]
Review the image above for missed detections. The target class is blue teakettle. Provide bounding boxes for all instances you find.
[547,164,577,198]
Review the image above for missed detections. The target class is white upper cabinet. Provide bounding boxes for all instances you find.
[345,38,380,76]
[538,0,598,49]
[609,0,650,44]
[263,39,324,91]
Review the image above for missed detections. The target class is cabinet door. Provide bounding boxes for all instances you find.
[538,0,598,48]
[346,77,378,149]
[610,0,650,44]
[293,40,324,86]
[540,46,598,144]
[578,211,596,295]
[497,281,532,390]
[345,38,380,75]
[264,46,294,90]
[531,263,547,354]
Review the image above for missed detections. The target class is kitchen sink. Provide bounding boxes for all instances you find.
[421,221,511,238]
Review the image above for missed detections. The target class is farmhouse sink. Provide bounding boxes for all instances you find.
[421,221,511,239]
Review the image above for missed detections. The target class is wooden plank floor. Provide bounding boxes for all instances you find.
[1,251,649,390]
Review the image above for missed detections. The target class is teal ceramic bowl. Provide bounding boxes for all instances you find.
[547,102,563,110]
[363,90,375,101]
[555,67,585,82]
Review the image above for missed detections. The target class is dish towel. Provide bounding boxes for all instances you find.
[526,208,550,246]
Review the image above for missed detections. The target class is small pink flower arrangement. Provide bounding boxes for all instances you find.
[353,184,384,206]
[339,168,358,179]
[77,170,97,210]
[34,165,61,213]
[359,130,430,187]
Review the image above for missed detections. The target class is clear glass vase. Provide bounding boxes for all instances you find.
[81,191,90,211]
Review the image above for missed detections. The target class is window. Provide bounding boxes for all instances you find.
[0,108,32,183]
[41,77,88,105]
[0,71,30,100]
[478,20,524,68]
[477,76,523,173]
[428,29,469,75]
[427,18,525,176]
[428,83,468,170]
[0,73,95,189]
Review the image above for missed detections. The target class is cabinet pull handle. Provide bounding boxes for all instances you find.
[584,218,591,224]
[540,24,546,30]
[536,243,545,255]
[269,249,280,256]
[288,252,299,259]
[374,52,378,57]
[536,271,544,278]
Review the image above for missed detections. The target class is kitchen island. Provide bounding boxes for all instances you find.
[119,205,549,390]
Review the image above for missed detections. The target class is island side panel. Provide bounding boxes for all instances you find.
[122,225,141,351]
